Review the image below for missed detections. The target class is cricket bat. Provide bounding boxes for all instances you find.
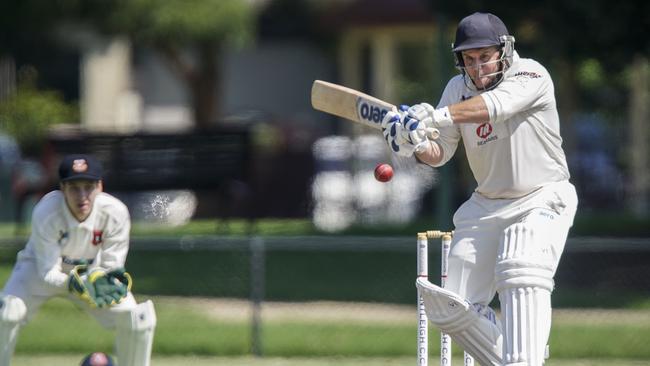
[310,80,439,138]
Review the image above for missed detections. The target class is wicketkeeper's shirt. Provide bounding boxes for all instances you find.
[16,191,131,289]
[433,52,570,199]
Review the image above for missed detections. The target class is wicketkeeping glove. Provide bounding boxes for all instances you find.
[68,265,132,308]
[104,268,132,299]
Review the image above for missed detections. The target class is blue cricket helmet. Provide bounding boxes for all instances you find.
[451,12,516,90]
[452,12,510,52]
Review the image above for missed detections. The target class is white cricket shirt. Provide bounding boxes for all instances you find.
[433,52,570,199]
[15,191,131,289]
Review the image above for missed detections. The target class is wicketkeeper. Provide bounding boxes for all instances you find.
[0,154,156,366]
[381,12,578,366]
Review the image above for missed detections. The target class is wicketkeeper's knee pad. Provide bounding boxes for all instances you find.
[416,278,502,366]
[115,300,156,366]
[497,223,555,366]
[0,295,27,366]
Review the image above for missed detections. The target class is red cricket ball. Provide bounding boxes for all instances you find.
[374,163,394,182]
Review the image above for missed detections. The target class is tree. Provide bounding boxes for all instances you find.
[1,0,256,132]
[0,67,78,156]
[86,0,256,131]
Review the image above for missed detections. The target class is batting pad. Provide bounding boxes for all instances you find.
[416,278,502,366]
[497,223,555,366]
[0,295,26,366]
[115,300,156,366]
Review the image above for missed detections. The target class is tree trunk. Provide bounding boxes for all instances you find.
[191,41,219,131]
[157,41,220,131]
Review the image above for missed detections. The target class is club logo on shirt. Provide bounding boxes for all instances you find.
[92,230,103,245]
[476,123,493,139]
[474,122,499,146]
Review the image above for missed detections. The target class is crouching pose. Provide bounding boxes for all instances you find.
[381,12,578,365]
[0,154,156,366]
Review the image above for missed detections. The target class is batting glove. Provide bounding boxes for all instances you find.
[400,116,431,155]
[381,108,405,155]
[407,103,454,129]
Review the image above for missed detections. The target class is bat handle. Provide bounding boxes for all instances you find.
[426,128,440,140]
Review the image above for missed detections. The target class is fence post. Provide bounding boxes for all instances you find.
[250,236,265,357]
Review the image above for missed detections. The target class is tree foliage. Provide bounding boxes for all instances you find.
[2,0,255,131]
[78,0,256,130]
[430,0,649,67]
[102,0,254,46]
[430,0,648,111]
[0,68,78,156]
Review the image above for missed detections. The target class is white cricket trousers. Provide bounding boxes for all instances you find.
[445,180,578,304]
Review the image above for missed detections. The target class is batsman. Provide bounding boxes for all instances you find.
[381,12,578,365]
[0,154,156,366]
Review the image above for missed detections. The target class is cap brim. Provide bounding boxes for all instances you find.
[61,175,102,182]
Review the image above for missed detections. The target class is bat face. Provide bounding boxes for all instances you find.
[311,80,395,131]
[311,80,440,139]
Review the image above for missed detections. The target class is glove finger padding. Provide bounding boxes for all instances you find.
[407,103,434,121]
[68,265,100,307]
[381,111,403,154]
[399,117,429,154]
[380,109,401,130]
[68,266,132,308]
[408,103,454,129]
[93,268,132,307]
[107,268,132,291]
[382,107,428,158]
[91,274,118,307]
[107,268,132,298]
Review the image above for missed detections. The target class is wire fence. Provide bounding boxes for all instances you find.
[2,235,649,359]
[122,234,650,314]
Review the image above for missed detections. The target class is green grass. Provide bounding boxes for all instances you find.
[10,355,650,366]
[260,322,416,357]
[550,325,650,359]
[12,297,650,360]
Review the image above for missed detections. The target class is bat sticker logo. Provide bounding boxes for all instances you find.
[356,97,389,125]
